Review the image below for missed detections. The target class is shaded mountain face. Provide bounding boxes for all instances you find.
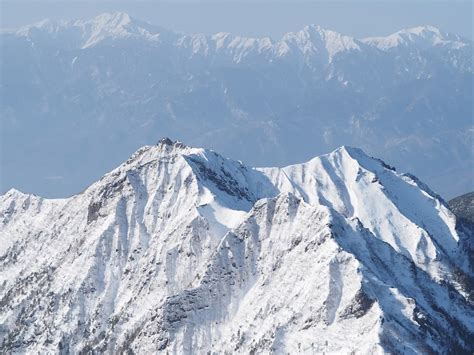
[1,140,473,354]
[449,193,474,258]
[449,192,474,225]
[1,12,472,198]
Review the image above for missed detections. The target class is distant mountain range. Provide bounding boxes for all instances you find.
[1,139,472,353]
[1,12,472,198]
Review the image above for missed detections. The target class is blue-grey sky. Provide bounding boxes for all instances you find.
[1,1,472,40]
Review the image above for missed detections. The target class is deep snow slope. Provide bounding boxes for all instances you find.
[1,12,472,198]
[1,140,473,354]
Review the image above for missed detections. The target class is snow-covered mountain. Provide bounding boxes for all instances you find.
[1,12,472,199]
[1,139,473,353]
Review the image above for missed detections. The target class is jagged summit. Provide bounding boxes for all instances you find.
[158,137,174,146]
[156,137,188,150]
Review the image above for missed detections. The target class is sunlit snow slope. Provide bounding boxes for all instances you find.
[1,139,472,354]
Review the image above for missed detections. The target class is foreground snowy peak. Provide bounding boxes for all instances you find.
[149,192,472,353]
[79,138,276,235]
[1,142,472,353]
[263,147,465,278]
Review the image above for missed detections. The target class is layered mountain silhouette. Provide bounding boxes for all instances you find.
[1,13,472,198]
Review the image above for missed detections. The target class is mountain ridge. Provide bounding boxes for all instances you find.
[9,12,470,58]
[1,140,472,353]
[1,12,472,200]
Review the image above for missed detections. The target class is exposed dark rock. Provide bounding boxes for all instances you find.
[185,156,252,201]
[449,192,474,225]
[339,289,375,319]
[158,137,174,146]
[87,201,102,224]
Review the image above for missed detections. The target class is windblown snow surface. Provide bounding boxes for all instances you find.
[1,139,473,354]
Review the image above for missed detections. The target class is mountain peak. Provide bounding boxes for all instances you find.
[301,24,324,33]
[99,11,130,21]
[402,24,442,36]
[2,187,28,199]
[2,141,472,353]
[362,25,468,50]
[156,137,187,150]
[90,12,133,31]
[158,137,174,145]
[280,25,361,62]
[82,12,140,48]
[334,145,396,170]
[78,12,169,48]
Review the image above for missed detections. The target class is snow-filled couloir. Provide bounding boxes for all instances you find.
[0,139,472,353]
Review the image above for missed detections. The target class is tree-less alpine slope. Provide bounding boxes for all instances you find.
[1,139,472,353]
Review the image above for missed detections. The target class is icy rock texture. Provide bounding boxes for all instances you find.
[1,140,473,353]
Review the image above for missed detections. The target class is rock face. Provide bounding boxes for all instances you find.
[1,141,473,354]
[448,192,474,278]
[449,192,474,225]
[1,12,473,198]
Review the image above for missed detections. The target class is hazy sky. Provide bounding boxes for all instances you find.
[1,1,472,40]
